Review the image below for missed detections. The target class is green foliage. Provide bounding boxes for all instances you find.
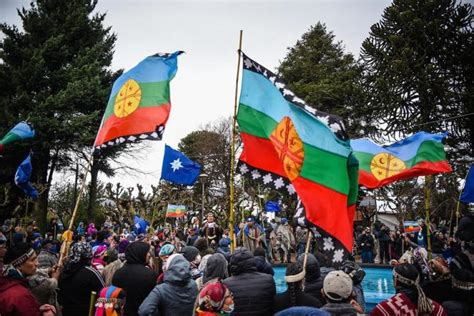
[0,0,118,228]
[278,22,366,137]
[360,0,473,165]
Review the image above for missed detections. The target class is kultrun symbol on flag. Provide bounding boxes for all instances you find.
[270,116,304,181]
[175,209,182,215]
[114,79,142,118]
[370,152,406,181]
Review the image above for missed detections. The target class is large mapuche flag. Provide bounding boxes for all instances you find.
[237,52,359,263]
[351,132,452,189]
[94,51,183,153]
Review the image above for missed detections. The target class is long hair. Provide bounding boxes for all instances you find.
[285,262,304,307]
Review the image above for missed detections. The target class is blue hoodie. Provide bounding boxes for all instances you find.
[138,254,198,316]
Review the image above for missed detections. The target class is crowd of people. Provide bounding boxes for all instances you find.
[0,212,472,315]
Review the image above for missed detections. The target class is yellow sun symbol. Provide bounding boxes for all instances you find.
[370,153,406,181]
[114,79,142,118]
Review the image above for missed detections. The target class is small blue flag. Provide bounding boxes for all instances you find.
[134,215,149,235]
[161,145,202,185]
[15,154,38,199]
[265,200,281,212]
[460,164,474,203]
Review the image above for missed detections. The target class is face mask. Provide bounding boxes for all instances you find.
[223,304,234,314]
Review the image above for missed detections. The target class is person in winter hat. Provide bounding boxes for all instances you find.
[180,245,202,279]
[196,281,235,315]
[371,263,446,316]
[92,244,108,274]
[0,242,57,316]
[58,241,104,316]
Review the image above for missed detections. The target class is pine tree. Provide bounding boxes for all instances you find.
[0,0,117,229]
[360,0,473,165]
[278,22,366,137]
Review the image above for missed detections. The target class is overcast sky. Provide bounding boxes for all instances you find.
[2,0,394,190]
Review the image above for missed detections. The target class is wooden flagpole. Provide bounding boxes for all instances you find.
[424,175,433,260]
[450,170,469,235]
[229,30,243,253]
[58,151,94,266]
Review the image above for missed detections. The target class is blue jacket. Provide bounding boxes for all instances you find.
[138,255,197,316]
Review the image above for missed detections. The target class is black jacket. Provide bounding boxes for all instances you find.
[58,265,104,316]
[297,253,325,304]
[223,248,276,316]
[254,256,274,276]
[112,242,158,316]
[273,289,322,313]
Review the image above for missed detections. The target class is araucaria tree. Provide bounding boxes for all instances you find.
[0,0,117,229]
[278,22,366,137]
[360,0,473,164]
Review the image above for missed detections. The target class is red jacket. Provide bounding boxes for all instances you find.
[0,276,41,316]
[371,292,447,316]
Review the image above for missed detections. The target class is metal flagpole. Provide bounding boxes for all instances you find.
[229,30,243,253]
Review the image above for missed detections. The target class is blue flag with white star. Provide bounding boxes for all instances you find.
[460,164,474,203]
[161,145,202,185]
[15,154,39,199]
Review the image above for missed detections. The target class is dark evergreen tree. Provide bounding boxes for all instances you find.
[360,0,473,164]
[0,0,118,229]
[277,22,366,137]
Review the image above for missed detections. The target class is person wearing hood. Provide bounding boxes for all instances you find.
[223,247,276,315]
[103,239,129,286]
[112,241,158,316]
[196,253,229,291]
[91,244,108,274]
[217,237,231,260]
[87,223,97,237]
[297,253,325,303]
[76,222,85,235]
[58,241,104,316]
[254,247,274,276]
[0,242,56,316]
[138,254,198,316]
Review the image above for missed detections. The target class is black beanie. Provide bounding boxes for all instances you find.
[180,246,199,262]
[4,242,34,266]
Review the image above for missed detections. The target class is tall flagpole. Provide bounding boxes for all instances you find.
[229,30,243,253]
[59,151,94,266]
[424,175,433,260]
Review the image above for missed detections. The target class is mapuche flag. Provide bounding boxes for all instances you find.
[351,132,452,189]
[94,51,184,153]
[236,52,359,261]
[0,122,35,154]
[166,204,186,218]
